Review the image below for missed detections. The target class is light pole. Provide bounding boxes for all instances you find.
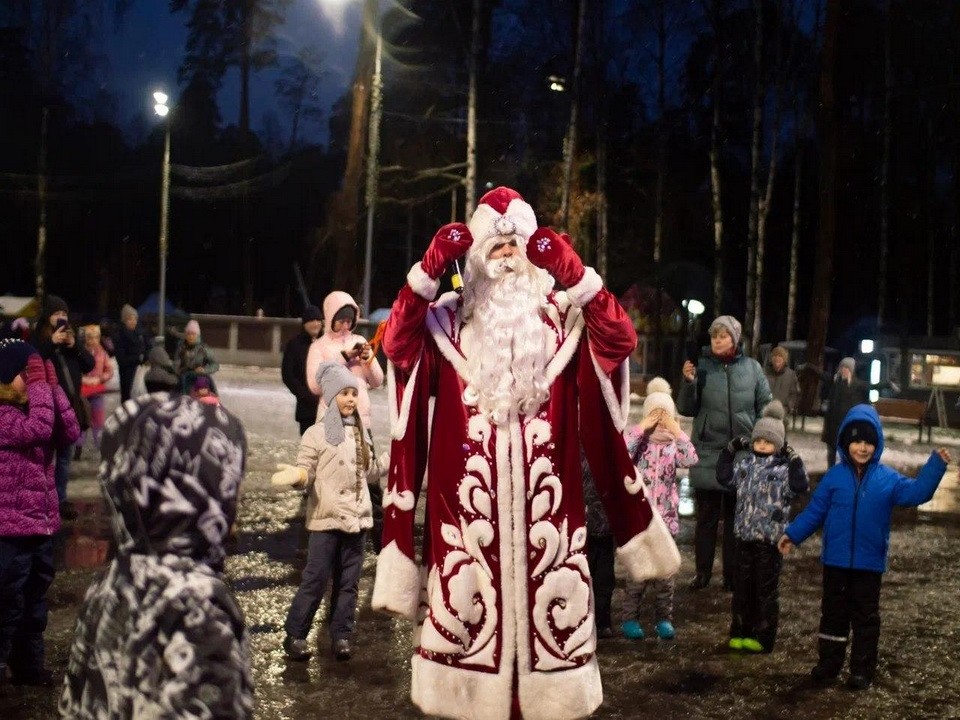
[153,91,171,338]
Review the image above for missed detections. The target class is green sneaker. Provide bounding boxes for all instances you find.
[728,637,744,651]
[741,638,764,653]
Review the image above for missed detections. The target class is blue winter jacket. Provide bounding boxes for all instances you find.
[785,404,947,572]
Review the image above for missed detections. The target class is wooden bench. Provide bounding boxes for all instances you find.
[872,398,933,443]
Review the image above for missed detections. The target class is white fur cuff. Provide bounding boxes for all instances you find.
[615,509,682,581]
[372,540,421,620]
[407,262,441,300]
[566,267,603,307]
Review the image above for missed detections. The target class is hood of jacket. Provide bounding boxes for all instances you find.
[99,393,247,568]
[836,403,884,466]
[323,290,360,341]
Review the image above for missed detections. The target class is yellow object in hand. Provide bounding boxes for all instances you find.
[271,463,307,486]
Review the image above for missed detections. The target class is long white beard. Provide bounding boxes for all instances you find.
[462,255,552,424]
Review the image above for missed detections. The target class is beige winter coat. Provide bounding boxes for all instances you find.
[295,421,376,533]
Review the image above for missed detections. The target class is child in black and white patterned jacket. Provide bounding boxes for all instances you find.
[716,400,808,654]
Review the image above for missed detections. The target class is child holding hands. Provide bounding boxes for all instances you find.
[622,377,698,640]
[273,362,384,662]
[779,404,951,690]
[717,400,808,654]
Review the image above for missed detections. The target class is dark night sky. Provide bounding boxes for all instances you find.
[101,0,364,146]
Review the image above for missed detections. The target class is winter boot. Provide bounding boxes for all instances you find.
[741,638,764,653]
[333,638,352,661]
[728,637,744,651]
[621,620,645,640]
[847,674,873,690]
[283,635,312,661]
[655,620,675,640]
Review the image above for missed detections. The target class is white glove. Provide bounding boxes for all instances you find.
[271,463,307,487]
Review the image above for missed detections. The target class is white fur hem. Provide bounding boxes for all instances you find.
[408,262,441,300]
[387,358,421,440]
[518,657,603,720]
[590,352,630,433]
[615,508,682,582]
[410,654,601,720]
[565,266,602,307]
[372,540,421,620]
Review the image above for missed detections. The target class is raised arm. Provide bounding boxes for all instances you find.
[891,451,948,507]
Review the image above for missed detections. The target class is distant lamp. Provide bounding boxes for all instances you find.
[682,298,706,319]
[154,103,170,117]
[548,75,566,92]
[860,339,875,354]
[153,91,169,105]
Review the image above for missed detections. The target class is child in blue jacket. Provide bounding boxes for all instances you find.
[778,404,950,690]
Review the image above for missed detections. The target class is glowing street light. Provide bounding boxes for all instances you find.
[548,75,566,92]
[153,90,172,338]
[682,298,706,318]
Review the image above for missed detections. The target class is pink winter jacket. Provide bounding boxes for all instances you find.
[0,380,79,536]
[305,291,384,428]
[625,428,698,536]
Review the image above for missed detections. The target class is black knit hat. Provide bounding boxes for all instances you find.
[332,305,356,327]
[42,294,69,319]
[840,420,879,450]
[0,338,37,384]
[301,304,322,324]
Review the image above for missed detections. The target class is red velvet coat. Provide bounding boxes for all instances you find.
[372,266,681,720]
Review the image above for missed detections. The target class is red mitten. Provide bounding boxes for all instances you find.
[44,359,59,386]
[526,227,586,287]
[421,223,474,279]
[24,354,46,386]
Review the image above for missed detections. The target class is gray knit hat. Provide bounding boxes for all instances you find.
[709,315,742,348]
[316,362,360,445]
[120,304,138,322]
[751,400,786,450]
[839,357,856,373]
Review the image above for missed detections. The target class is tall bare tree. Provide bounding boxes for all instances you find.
[877,0,893,327]
[743,0,764,356]
[799,0,839,416]
[704,0,726,315]
[275,46,324,152]
[559,0,587,231]
[465,0,480,217]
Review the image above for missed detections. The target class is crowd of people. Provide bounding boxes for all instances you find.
[0,187,955,719]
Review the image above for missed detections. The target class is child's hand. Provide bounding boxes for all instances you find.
[639,409,661,432]
[271,463,307,486]
[661,414,682,436]
[936,448,951,464]
[682,361,696,382]
[777,535,794,556]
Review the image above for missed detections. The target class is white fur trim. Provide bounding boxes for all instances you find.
[615,506,682,582]
[590,352,630,433]
[518,657,603,720]
[372,540,421,620]
[407,262,441,300]
[566,266,603,307]
[410,655,512,720]
[387,358,421,440]
[543,311,585,386]
[508,416,531,675]
[468,197,538,244]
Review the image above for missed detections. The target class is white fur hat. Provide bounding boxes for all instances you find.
[642,377,676,418]
[466,186,538,261]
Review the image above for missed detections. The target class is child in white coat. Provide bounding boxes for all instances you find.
[273,362,384,662]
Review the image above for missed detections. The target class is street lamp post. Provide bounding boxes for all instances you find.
[361,6,383,318]
[154,91,171,338]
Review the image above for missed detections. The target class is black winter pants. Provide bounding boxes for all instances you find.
[730,539,782,650]
[0,536,54,673]
[693,488,736,586]
[587,535,616,631]
[817,565,883,679]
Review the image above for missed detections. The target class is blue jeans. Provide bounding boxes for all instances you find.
[55,447,72,504]
[284,530,365,642]
[0,536,55,671]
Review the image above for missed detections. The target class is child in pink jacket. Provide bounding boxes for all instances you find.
[622,377,698,640]
[0,339,80,687]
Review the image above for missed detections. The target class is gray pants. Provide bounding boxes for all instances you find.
[284,530,365,642]
[622,577,675,623]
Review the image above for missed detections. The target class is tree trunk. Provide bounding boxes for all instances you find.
[652,0,667,265]
[465,0,480,218]
[560,0,586,231]
[707,0,725,315]
[743,0,764,356]
[239,0,252,134]
[594,2,608,279]
[877,0,892,327]
[799,0,840,416]
[786,136,803,341]
[323,0,377,295]
[35,106,49,304]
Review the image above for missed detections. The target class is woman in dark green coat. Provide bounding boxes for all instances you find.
[677,316,772,591]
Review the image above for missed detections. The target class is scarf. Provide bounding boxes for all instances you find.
[60,394,253,720]
[324,409,371,470]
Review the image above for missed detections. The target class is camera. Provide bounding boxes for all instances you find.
[55,318,69,330]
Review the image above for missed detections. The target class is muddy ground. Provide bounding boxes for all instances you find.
[2,366,958,720]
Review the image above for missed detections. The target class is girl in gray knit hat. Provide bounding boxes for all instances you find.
[715,401,808,654]
[272,361,387,662]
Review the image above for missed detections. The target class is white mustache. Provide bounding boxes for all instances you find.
[485,255,522,278]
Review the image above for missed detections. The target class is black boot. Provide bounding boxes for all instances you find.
[282,635,312,661]
[332,638,352,661]
[688,574,710,591]
[847,673,872,690]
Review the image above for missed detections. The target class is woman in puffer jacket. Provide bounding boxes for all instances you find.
[0,339,80,687]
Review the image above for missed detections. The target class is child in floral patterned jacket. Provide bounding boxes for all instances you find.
[717,400,808,654]
[623,377,698,640]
